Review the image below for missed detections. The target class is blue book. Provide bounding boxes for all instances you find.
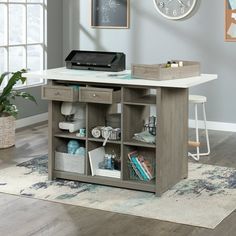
[130,161,144,181]
[131,157,149,181]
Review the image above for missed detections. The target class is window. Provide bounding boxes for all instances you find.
[0,0,46,89]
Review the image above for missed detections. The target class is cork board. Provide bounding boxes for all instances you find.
[91,0,130,29]
[225,0,236,41]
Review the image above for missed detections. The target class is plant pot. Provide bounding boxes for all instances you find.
[0,116,15,149]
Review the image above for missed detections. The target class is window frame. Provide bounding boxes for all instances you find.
[0,0,47,90]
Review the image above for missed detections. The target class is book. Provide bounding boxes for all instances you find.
[129,161,144,180]
[138,155,154,180]
[128,151,150,181]
[128,151,144,180]
[131,157,150,181]
[128,150,155,181]
[127,150,138,160]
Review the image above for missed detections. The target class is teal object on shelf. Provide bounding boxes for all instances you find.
[67,140,80,154]
[75,147,86,157]
[69,85,80,90]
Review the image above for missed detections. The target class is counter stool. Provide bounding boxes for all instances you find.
[188,95,210,161]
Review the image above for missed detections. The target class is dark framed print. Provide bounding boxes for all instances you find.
[225,0,236,41]
[91,0,130,29]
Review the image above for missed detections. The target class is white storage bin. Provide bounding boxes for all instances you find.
[88,147,121,179]
[55,151,85,174]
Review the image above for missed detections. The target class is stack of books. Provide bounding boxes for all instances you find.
[128,151,155,181]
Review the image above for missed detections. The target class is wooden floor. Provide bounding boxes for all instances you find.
[1,123,236,236]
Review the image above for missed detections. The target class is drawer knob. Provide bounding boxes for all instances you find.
[93,93,96,97]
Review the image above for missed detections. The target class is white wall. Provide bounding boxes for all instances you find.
[63,0,236,124]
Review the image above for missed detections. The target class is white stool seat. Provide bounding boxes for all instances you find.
[189,95,207,104]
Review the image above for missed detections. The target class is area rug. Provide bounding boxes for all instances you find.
[1,156,236,229]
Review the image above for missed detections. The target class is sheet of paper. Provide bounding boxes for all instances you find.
[232,12,236,20]
[228,0,236,10]
[227,23,236,38]
[88,147,105,176]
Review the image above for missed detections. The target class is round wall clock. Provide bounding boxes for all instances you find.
[153,0,197,20]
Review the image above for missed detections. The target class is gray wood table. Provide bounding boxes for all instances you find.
[25,68,217,196]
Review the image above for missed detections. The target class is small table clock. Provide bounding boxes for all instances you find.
[153,0,197,20]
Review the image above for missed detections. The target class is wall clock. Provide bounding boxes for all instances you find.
[153,0,197,20]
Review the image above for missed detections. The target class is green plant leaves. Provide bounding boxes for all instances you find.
[10,91,37,104]
[0,69,36,117]
[0,69,27,103]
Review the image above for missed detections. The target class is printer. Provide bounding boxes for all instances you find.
[65,50,125,72]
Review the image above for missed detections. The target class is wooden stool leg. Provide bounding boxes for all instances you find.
[188,104,200,161]
[194,103,200,161]
[202,102,210,155]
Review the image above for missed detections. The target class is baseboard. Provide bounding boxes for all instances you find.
[189,119,236,132]
[16,112,48,129]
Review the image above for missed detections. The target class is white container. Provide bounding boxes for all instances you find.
[59,119,86,133]
[96,169,121,179]
[88,147,121,179]
[55,151,84,174]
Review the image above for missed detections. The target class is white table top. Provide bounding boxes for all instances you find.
[24,67,218,88]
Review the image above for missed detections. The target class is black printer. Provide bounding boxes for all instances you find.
[65,50,126,72]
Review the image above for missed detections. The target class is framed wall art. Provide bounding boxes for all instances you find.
[225,0,236,41]
[91,0,130,29]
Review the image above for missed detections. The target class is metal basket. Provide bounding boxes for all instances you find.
[127,161,140,181]
[101,127,121,140]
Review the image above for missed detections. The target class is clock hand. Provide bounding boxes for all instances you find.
[177,0,186,7]
[166,0,174,5]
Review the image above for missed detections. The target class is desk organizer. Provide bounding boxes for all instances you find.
[132,61,200,81]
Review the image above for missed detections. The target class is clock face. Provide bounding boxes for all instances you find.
[153,0,197,20]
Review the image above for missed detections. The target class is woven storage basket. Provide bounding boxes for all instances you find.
[0,116,15,149]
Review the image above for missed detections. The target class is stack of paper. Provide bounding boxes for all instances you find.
[227,23,236,38]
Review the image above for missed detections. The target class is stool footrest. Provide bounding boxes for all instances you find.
[188,141,200,148]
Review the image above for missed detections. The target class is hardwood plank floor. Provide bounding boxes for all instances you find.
[0,123,236,236]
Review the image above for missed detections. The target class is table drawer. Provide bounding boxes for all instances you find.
[42,85,79,102]
[79,87,120,104]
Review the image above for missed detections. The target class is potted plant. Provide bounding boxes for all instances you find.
[0,69,37,149]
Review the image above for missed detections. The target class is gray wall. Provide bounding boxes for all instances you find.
[16,0,63,119]
[63,0,236,124]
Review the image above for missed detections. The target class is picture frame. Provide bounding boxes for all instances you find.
[225,0,236,41]
[91,0,130,29]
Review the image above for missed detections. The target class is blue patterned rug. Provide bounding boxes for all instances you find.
[1,155,236,229]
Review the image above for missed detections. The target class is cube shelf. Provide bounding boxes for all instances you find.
[45,80,188,196]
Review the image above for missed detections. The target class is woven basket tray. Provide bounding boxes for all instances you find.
[132,61,200,81]
[0,116,15,149]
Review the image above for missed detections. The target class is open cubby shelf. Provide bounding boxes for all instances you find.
[123,88,157,105]
[123,141,156,149]
[54,132,87,141]
[45,81,188,196]
[88,138,121,144]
